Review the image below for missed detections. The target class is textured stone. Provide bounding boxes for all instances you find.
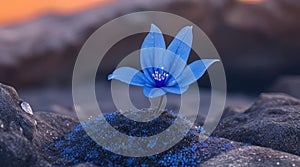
[1,83,300,166]
[199,146,300,167]
[0,83,51,166]
[71,163,98,167]
[214,93,300,155]
[33,112,78,149]
[50,111,244,166]
[0,83,77,166]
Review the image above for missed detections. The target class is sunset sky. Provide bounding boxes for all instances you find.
[0,0,114,25]
[0,0,262,26]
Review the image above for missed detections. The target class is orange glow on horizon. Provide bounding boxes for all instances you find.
[237,0,264,3]
[0,0,114,26]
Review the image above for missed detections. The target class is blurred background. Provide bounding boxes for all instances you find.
[0,0,299,116]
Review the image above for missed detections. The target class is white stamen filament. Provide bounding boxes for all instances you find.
[152,70,169,82]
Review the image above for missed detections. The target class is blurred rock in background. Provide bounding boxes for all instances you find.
[0,0,299,94]
[269,75,300,98]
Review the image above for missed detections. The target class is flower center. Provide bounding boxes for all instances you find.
[151,67,169,87]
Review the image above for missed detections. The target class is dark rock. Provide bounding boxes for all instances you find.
[246,93,300,112]
[1,82,246,166]
[71,163,98,167]
[0,83,40,167]
[0,83,78,166]
[2,82,300,166]
[221,106,244,118]
[195,106,242,126]
[0,132,37,167]
[50,111,244,166]
[33,112,78,149]
[0,83,37,141]
[199,146,300,167]
[213,93,300,155]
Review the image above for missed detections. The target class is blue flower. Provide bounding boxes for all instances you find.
[108,24,219,98]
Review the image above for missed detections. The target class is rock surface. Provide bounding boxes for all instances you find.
[199,146,300,167]
[214,93,300,156]
[1,83,300,166]
[0,83,77,166]
[0,83,41,167]
[49,110,244,166]
[0,83,246,166]
[0,0,299,93]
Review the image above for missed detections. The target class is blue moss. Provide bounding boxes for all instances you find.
[102,111,175,137]
[49,111,238,166]
[224,144,232,150]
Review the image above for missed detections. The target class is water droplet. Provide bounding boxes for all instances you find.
[276,162,280,165]
[0,124,4,128]
[20,101,33,115]
[34,120,37,126]
[19,127,23,133]
[258,159,261,162]
[292,164,296,167]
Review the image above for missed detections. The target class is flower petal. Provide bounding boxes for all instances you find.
[108,67,147,86]
[140,24,166,84]
[161,85,189,95]
[167,26,193,63]
[141,24,166,50]
[142,50,187,85]
[143,86,166,98]
[164,50,186,78]
[176,59,219,87]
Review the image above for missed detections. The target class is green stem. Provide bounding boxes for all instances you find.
[155,96,164,113]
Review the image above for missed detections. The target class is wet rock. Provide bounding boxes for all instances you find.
[33,112,78,149]
[199,146,300,167]
[0,83,37,140]
[0,83,46,166]
[213,93,300,155]
[0,83,78,166]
